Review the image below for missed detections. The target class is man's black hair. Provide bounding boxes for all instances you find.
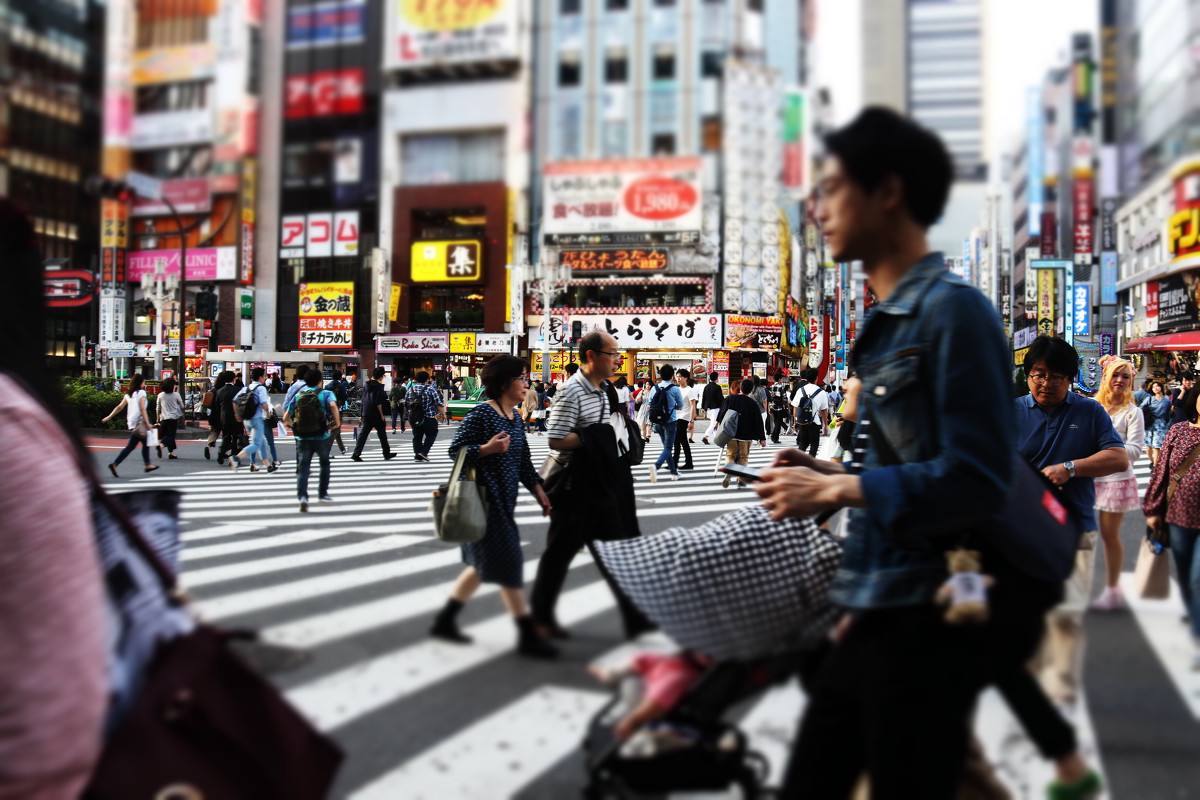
[373,366,386,379]
[823,106,954,229]
[416,370,430,383]
[676,368,690,378]
[740,378,756,395]
[250,366,265,381]
[658,364,674,380]
[709,371,718,382]
[331,369,342,380]
[305,368,322,387]
[1023,336,1079,381]
[565,362,580,375]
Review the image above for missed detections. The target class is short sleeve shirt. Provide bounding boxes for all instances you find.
[790,383,829,414]
[285,387,337,440]
[546,370,609,465]
[126,390,146,429]
[416,383,442,418]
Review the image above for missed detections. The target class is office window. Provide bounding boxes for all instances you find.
[746,0,764,10]
[603,120,627,157]
[400,131,504,185]
[651,133,675,155]
[559,53,581,87]
[606,0,628,9]
[653,0,676,5]
[701,51,723,78]
[605,50,627,83]
[560,0,581,13]
[653,47,675,80]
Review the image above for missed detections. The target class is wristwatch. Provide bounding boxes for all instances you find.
[1063,460,1076,479]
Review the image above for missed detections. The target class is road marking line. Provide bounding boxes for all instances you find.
[182,530,423,563]
[348,686,609,800]
[736,682,806,788]
[1120,573,1200,719]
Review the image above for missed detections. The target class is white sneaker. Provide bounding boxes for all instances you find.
[647,465,658,484]
[668,473,680,481]
[1090,586,1126,612]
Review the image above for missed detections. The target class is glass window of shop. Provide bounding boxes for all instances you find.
[411,207,487,328]
[400,131,504,186]
[550,280,709,309]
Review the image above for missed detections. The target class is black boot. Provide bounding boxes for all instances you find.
[516,615,559,659]
[429,599,472,644]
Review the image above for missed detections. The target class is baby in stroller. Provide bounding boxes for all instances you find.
[583,506,842,799]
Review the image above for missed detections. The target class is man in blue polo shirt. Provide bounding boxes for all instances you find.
[1015,336,1128,704]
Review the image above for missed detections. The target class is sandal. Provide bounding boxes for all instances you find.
[144,465,159,473]
[108,463,118,478]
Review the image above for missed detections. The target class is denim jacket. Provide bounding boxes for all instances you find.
[829,253,1015,610]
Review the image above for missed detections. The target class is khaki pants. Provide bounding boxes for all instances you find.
[1036,532,1097,702]
[724,440,752,484]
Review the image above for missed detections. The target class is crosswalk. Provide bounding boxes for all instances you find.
[99,436,1195,798]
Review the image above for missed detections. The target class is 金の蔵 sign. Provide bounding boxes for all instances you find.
[298,281,354,349]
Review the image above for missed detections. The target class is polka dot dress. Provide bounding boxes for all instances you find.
[448,403,542,588]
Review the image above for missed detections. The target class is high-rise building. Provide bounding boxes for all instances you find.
[3,0,104,374]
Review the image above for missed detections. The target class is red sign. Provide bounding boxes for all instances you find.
[130,178,211,217]
[1147,281,1159,318]
[1039,211,1057,258]
[44,269,96,308]
[284,69,364,119]
[623,176,698,221]
[1072,177,1094,257]
[241,222,255,285]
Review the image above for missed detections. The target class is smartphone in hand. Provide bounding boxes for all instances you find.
[720,463,763,483]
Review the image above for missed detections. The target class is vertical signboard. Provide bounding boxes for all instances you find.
[298,281,354,349]
[1073,284,1091,337]
[1037,269,1056,336]
[1027,88,1044,236]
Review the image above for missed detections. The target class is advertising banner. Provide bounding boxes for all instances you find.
[781,87,810,197]
[131,108,213,149]
[1027,88,1044,236]
[1037,269,1056,336]
[306,212,333,257]
[1147,280,1159,319]
[288,0,366,49]
[1073,177,1094,260]
[1100,197,1118,252]
[1073,285,1091,337]
[527,313,722,351]
[133,44,215,85]
[411,240,482,283]
[130,178,211,217]
[559,248,669,272]
[376,333,449,354]
[542,157,703,243]
[386,0,520,69]
[449,333,476,354]
[1100,251,1118,304]
[389,283,402,321]
[298,282,354,349]
[475,334,511,353]
[333,211,360,256]
[285,69,364,119]
[126,247,237,282]
[724,315,783,350]
[1039,212,1057,257]
[1157,274,1199,329]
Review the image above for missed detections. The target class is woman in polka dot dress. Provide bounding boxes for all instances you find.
[429,355,558,659]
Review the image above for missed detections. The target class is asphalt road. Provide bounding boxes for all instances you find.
[91,426,1200,799]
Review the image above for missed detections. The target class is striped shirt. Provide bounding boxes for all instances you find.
[546,370,610,465]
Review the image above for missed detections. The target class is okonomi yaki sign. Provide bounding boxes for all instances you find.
[542,157,703,245]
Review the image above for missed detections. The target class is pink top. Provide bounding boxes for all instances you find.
[0,376,106,799]
[631,652,707,712]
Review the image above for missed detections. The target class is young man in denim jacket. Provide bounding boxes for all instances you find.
[756,108,1014,798]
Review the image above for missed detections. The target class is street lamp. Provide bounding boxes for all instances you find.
[140,259,178,379]
[529,248,571,384]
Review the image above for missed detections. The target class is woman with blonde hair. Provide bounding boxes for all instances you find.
[1092,356,1146,610]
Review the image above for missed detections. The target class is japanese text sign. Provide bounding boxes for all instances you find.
[298,281,354,349]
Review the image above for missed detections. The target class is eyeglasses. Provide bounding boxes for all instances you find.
[1028,371,1069,385]
[597,350,621,358]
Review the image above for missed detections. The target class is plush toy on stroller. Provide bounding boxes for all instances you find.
[583,506,842,799]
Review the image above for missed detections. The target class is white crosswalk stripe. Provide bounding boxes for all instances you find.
[98,437,1181,796]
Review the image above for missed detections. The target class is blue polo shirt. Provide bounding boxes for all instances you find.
[1014,392,1124,531]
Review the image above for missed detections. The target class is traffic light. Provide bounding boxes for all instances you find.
[196,289,218,321]
[571,320,583,342]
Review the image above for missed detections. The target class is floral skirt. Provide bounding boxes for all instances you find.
[1095,476,1140,514]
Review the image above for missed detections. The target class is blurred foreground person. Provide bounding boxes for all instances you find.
[755,108,1014,798]
[0,200,107,797]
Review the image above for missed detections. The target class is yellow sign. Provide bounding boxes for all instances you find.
[388,283,402,322]
[532,351,627,374]
[450,333,476,354]
[133,44,215,85]
[1037,269,1056,336]
[402,0,504,30]
[1169,207,1200,259]
[410,240,483,283]
[298,281,354,349]
[1014,347,1030,367]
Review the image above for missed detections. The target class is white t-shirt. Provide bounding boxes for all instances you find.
[126,390,146,430]
[790,383,829,417]
[615,386,631,405]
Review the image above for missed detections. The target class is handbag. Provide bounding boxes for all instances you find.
[1133,527,1172,599]
[84,485,343,800]
[713,409,739,448]
[431,447,489,544]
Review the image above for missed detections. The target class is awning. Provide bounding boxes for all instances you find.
[1124,331,1200,351]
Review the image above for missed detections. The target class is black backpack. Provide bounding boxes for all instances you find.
[648,383,671,426]
[770,384,791,412]
[236,387,259,422]
[293,389,328,437]
[796,385,816,425]
[405,384,426,423]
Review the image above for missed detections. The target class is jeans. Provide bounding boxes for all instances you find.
[413,418,438,456]
[391,406,405,432]
[1170,525,1200,638]
[769,409,789,442]
[654,422,678,474]
[236,416,270,466]
[672,419,693,467]
[262,418,279,463]
[113,429,150,466]
[782,607,987,799]
[353,415,392,458]
[296,436,332,501]
[796,422,821,457]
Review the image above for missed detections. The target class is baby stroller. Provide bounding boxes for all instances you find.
[582,649,828,799]
[584,506,842,799]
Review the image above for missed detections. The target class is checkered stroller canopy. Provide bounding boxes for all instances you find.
[593,506,842,662]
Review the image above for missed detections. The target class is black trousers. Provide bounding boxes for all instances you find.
[781,607,988,799]
[159,418,179,452]
[769,409,789,442]
[672,419,693,467]
[796,422,821,456]
[412,418,438,456]
[352,415,392,458]
[219,422,244,461]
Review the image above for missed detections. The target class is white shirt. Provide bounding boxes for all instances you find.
[790,383,829,414]
[677,384,695,421]
[615,386,631,405]
[126,390,147,430]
